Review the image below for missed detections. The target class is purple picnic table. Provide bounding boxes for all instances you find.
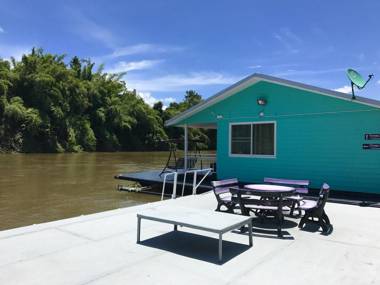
[230,184,296,238]
[244,184,295,194]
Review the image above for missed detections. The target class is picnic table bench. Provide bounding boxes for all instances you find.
[137,206,253,263]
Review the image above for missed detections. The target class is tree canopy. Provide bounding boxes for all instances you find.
[0,49,214,153]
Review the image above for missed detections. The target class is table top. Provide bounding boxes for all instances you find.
[137,205,251,233]
[244,184,295,193]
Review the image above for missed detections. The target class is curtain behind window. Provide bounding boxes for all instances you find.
[252,123,274,155]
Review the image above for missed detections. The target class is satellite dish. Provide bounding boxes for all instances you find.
[346,68,374,99]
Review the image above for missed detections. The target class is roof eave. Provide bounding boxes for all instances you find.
[165,73,380,127]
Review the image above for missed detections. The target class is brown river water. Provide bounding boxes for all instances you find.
[0,152,169,231]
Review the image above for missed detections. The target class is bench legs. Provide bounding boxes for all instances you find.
[218,233,223,263]
[290,200,301,217]
[137,217,141,243]
[248,220,253,246]
[219,220,252,264]
[298,210,332,234]
[277,200,284,238]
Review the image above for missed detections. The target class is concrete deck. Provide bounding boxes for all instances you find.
[0,192,379,285]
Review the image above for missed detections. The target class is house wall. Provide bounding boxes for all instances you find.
[178,81,380,193]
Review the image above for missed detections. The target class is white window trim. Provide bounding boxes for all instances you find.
[229,121,277,159]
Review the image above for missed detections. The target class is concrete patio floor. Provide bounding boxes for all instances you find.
[0,192,379,285]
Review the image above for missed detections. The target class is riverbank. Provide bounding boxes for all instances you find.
[0,192,379,284]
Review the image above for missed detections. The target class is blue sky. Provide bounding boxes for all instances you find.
[1,0,380,106]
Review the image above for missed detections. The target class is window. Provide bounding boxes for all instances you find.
[230,122,276,157]
[231,124,251,155]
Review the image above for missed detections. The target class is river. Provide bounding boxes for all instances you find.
[0,152,169,231]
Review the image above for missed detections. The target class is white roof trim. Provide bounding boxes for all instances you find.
[165,73,380,126]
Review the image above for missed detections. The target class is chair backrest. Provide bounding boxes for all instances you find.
[264,177,310,194]
[211,178,238,197]
[316,183,330,212]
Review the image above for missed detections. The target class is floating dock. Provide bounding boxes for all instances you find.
[0,192,380,284]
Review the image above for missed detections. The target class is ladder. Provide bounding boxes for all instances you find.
[160,168,213,201]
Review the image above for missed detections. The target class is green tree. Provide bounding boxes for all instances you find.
[0,49,168,152]
[0,49,214,153]
[161,90,215,150]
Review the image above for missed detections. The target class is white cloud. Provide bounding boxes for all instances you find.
[0,44,30,61]
[66,9,184,62]
[273,27,302,54]
[111,44,155,58]
[281,27,302,44]
[137,92,175,109]
[248,65,262,69]
[105,59,162,73]
[0,26,4,33]
[94,43,184,63]
[138,92,157,106]
[334,85,351,94]
[65,8,118,48]
[358,53,365,61]
[377,80,380,85]
[111,44,183,58]
[127,72,240,92]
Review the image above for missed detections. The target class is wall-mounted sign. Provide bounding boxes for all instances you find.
[363,144,380,150]
[365,134,380,140]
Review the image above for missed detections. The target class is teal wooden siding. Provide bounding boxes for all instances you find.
[176,81,380,193]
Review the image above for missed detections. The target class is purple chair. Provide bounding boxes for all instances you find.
[298,183,332,234]
[211,178,239,213]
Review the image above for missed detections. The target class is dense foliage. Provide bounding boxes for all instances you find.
[154,90,216,150]
[0,49,214,153]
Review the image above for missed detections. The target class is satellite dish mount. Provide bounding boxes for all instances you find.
[346,68,374,100]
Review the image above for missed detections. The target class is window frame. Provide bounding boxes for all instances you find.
[229,121,277,158]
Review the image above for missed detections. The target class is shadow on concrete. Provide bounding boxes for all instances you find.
[253,228,294,240]
[299,223,334,236]
[233,227,294,240]
[139,231,251,264]
[252,218,298,229]
[245,218,297,240]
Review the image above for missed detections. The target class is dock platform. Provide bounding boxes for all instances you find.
[0,192,379,284]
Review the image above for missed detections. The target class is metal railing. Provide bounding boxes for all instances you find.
[161,171,178,201]
[181,168,213,196]
[160,167,213,201]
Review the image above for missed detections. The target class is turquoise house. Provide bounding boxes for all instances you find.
[166,74,380,194]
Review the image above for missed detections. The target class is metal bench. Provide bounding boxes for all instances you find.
[137,206,253,263]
